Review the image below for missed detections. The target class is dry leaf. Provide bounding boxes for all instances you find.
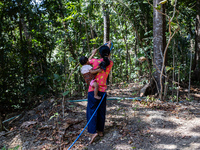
[20,121,37,128]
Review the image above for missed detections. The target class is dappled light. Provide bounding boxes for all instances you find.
[1,87,200,149]
[1,0,200,149]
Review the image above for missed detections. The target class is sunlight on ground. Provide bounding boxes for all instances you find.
[114,144,133,150]
[143,110,200,136]
[182,143,200,150]
[153,116,200,137]
[155,144,177,149]
[8,134,22,149]
[156,142,200,150]
[76,101,87,107]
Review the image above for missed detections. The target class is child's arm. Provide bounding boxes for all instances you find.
[88,49,98,61]
[89,68,102,74]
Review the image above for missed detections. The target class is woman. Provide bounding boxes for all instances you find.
[87,41,113,144]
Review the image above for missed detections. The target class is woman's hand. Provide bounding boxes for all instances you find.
[106,41,111,48]
[89,68,102,74]
[97,68,103,73]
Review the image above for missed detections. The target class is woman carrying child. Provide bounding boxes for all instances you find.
[79,55,102,100]
[86,41,113,144]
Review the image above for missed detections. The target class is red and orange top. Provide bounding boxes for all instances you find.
[88,58,113,92]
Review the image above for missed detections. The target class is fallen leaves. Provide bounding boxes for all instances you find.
[20,121,37,128]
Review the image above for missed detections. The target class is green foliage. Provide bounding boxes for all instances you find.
[49,112,59,120]
[0,0,198,112]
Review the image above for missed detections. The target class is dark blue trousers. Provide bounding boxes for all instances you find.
[87,91,107,134]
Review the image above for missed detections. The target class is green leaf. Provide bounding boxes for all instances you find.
[171,0,175,5]
[82,36,86,39]
[159,0,167,5]
[54,74,60,80]
[170,22,177,26]
[62,91,69,96]
[63,15,74,21]
[156,5,161,10]
[54,112,59,116]
[49,112,59,120]
[170,22,178,30]
[69,57,73,62]
[165,66,173,72]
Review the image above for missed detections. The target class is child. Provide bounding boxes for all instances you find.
[79,56,102,100]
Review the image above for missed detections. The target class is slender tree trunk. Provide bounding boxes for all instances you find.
[90,24,96,49]
[172,39,175,96]
[177,66,180,102]
[0,14,4,131]
[103,4,110,43]
[0,112,2,131]
[84,18,90,51]
[58,0,75,117]
[134,32,138,77]
[58,0,76,59]
[124,22,130,83]
[153,0,165,95]
[188,40,194,99]
[19,15,29,104]
[124,36,129,83]
[102,4,111,85]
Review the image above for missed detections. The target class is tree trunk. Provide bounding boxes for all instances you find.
[134,32,138,76]
[124,36,129,83]
[153,0,165,94]
[195,0,200,70]
[188,40,194,99]
[90,24,96,49]
[19,15,28,103]
[103,4,110,43]
[102,4,111,85]
[84,18,90,51]
[0,112,2,131]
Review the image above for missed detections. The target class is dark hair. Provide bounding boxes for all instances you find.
[99,45,110,71]
[79,56,88,65]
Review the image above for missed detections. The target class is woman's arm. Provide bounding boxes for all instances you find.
[89,68,102,74]
[88,49,98,61]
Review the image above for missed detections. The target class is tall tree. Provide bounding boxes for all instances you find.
[153,0,166,97]
[103,3,110,43]
[195,0,200,70]
[102,3,111,84]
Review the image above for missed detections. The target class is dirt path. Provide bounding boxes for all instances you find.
[71,99,200,150]
[1,95,200,150]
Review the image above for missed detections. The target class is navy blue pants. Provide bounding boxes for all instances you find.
[87,91,107,134]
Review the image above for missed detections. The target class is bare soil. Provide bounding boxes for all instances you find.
[1,83,200,150]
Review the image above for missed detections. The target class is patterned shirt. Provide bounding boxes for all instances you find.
[81,65,96,85]
[88,58,113,92]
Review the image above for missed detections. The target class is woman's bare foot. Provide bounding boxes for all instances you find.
[94,95,101,100]
[98,131,103,137]
[89,133,98,144]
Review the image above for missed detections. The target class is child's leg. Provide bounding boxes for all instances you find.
[93,82,101,100]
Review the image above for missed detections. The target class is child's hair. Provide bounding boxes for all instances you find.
[79,56,88,65]
[99,45,110,71]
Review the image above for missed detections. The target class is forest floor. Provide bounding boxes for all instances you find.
[1,83,200,150]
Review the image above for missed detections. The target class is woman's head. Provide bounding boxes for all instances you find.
[99,45,110,70]
[99,45,110,58]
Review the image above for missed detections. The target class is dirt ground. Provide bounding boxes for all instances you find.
[1,83,200,150]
